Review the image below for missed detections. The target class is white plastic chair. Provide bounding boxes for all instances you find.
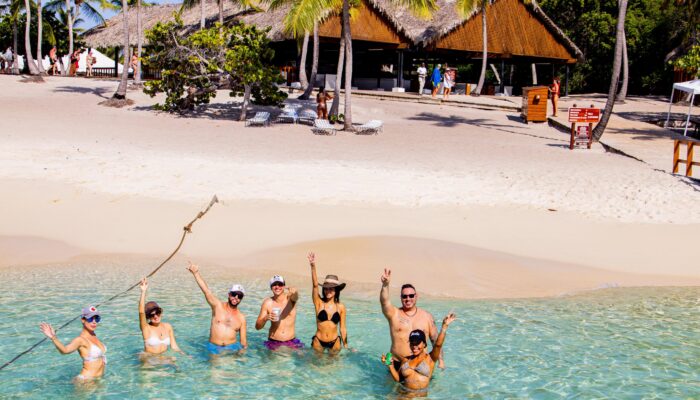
[245,112,270,127]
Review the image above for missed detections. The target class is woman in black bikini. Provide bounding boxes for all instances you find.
[308,252,348,353]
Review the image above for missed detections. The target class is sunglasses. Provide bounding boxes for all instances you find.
[270,283,284,288]
[401,294,416,299]
[85,315,101,323]
[229,291,244,300]
[148,309,162,317]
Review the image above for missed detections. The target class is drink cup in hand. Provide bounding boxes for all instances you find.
[271,307,281,322]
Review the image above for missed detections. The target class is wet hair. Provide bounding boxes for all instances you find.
[401,284,416,293]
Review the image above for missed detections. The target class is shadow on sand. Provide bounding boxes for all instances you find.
[54,85,111,100]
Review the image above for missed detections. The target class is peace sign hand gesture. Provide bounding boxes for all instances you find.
[380,268,391,287]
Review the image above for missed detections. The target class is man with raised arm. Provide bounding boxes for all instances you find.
[187,262,247,354]
[380,268,444,369]
[255,275,304,350]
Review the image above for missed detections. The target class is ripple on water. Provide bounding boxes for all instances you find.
[0,261,699,399]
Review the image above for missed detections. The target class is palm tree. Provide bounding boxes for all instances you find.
[591,0,628,141]
[134,0,142,84]
[299,21,318,99]
[36,0,46,73]
[617,27,628,102]
[112,0,129,100]
[23,0,41,74]
[298,31,309,88]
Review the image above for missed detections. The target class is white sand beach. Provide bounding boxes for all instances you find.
[1,75,699,298]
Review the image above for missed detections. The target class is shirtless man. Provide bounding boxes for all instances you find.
[380,268,444,370]
[255,275,304,350]
[187,262,247,354]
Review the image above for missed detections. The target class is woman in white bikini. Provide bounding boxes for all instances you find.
[39,306,107,380]
[138,277,181,357]
[308,252,348,353]
[383,312,456,393]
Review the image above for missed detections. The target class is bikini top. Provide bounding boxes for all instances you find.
[82,343,107,363]
[400,358,431,378]
[144,333,171,347]
[317,308,340,324]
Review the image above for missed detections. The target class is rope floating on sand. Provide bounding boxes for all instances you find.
[0,195,219,372]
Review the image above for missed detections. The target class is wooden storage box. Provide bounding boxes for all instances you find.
[521,86,548,122]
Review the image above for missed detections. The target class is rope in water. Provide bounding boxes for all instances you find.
[0,195,219,372]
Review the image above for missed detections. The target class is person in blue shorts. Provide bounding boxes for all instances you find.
[187,262,247,354]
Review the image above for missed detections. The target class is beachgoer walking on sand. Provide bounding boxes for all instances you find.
[255,275,303,350]
[383,313,456,394]
[316,88,333,119]
[85,49,95,77]
[49,46,58,75]
[39,306,107,380]
[307,252,348,353]
[430,64,442,98]
[443,63,454,100]
[4,47,13,73]
[549,77,561,117]
[417,63,427,96]
[187,262,247,354]
[379,268,444,369]
[69,49,80,76]
[138,277,182,356]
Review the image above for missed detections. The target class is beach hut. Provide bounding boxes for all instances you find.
[665,79,700,136]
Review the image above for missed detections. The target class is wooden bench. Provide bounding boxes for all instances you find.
[673,139,699,177]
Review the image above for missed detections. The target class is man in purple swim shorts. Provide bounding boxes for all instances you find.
[256,275,304,350]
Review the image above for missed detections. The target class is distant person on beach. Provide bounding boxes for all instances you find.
[39,306,106,380]
[316,87,333,119]
[69,49,81,76]
[383,313,456,393]
[379,268,444,369]
[130,53,139,80]
[49,46,58,75]
[85,49,95,77]
[431,64,442,98]
[3,47,13,73]
[187,262,247,354]
[549,77,560,117]
[417,63,427,96]
[138,277,182,356]
[255,274,303,350]
[308,252,348,353]
[443,63,454,100]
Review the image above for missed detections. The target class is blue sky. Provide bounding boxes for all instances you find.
[77,0,181,30]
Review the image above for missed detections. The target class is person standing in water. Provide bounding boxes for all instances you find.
[379,268,444,370]
[138,277,182,356]
[255,275,303,350]
[383,313,456,393]
[308,252,348,353]
[187,262,247,354]
[39,306,107,380]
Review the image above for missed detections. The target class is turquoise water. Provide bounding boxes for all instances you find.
[0,259,699,399]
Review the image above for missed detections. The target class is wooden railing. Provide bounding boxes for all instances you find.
[673,139,699,177]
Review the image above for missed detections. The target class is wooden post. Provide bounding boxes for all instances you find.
[587,122,593,149]
[673,140,680,173]
[687,141,695,176]
[569,122,576,150]
[565,65,569,97]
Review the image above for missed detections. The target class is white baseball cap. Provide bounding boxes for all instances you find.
[269,275,285,286]
[229,284,245,295]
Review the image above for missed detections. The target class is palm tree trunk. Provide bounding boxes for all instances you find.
[474,0,487,96]
[218,0,223,25]
[617,27,628,102]
[239,84,251,121]
[299,22,319,100]
[298,31,309,88]
[531,63,537,85]
[135,0,142,85]
[113,0,130,99]
[342,0,353,130]
[65,0,72,76]
[592,0,627,141]
[12,20,19,74]
[330,34,345,118]
[200,0,205,29]
[23,0,40,75]
[36,0,46,74]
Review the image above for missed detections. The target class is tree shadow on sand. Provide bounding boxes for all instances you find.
[54,85,111,100]
[131,101,316,123]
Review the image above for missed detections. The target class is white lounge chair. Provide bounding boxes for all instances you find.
[245,112,270,127]
[355,120,383,135]
[298,110,318,125]
[276,109,298,124]
[312,119,337,135]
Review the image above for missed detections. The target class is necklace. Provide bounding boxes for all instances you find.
[402,307,418,317]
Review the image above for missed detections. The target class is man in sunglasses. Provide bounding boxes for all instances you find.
[255,275,303,350]
[380,268,444,369]
[187,262,247,354]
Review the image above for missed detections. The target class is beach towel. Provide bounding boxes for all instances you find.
[431,67,442,88]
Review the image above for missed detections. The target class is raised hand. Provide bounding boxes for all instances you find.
[39,322,56,339]
[139,277,148,292]
[307,252,316,265]
[380,268,391,286]
[442,313,456,327]
[186,261,199,275]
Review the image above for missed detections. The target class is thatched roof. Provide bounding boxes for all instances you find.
[82,0,582,61]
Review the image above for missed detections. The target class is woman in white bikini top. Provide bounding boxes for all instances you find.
[139,278,181,355]
[40,305,107,380]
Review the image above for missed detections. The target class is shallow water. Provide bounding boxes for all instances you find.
[0,260,699,399]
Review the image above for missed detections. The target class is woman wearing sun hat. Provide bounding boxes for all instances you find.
[39,305,107,380]
[307,252,348,353]
[138,277,182,356]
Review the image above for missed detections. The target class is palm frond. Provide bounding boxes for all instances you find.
[453,0,478,18]
[79,1,106,24]
[391,0,436,19]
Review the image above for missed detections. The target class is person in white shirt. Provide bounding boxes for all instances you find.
[416,63,428,96]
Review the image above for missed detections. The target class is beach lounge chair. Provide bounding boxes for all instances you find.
[312,119,338,135]
[245,112,270,127]
[276,109,298,124]
[355,120,383,135]
[298,110,318,125]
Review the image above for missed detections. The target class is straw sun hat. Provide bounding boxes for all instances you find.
[319,275,346,291]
